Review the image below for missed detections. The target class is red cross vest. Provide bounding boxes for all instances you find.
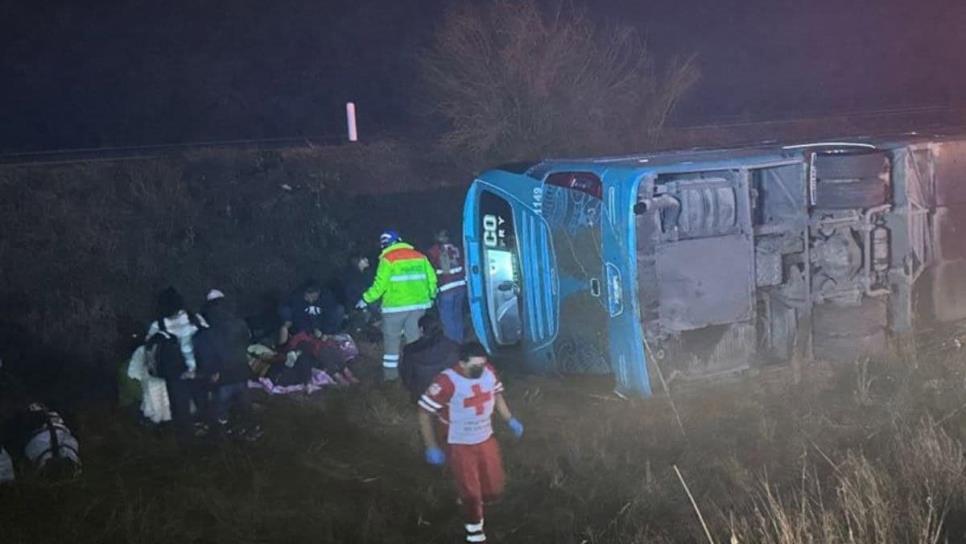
[441,367,499,445]
[428,243,466,294]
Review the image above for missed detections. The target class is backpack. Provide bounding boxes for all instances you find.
[23,404,81,477]
[145,314,208,380]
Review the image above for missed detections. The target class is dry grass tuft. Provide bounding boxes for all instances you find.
[5,323,966,543]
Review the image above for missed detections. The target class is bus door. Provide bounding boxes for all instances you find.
[603,170,653,397]
[539,171,612,375]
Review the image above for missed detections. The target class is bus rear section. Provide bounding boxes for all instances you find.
[634,138,966,385]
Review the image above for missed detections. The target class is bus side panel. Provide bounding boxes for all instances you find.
[923,141,966,323]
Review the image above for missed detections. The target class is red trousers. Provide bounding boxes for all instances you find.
[449,437,505,523]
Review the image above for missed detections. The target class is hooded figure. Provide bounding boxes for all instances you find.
[200,291,259,438]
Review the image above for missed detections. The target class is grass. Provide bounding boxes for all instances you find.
[0,143,470,396]
[4,334,966,543]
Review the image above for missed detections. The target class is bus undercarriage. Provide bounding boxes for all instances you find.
[634,141,966,382]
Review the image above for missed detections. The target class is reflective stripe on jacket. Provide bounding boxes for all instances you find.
[362,242,437,312]
[427,242,467,293]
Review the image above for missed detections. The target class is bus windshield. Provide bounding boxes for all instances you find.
[479,191,523,346]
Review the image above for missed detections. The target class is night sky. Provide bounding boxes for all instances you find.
[1,0,964,152]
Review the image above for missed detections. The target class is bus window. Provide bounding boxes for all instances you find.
[546,172,603,199]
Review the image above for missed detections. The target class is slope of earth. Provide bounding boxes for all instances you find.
[4,336,966,543]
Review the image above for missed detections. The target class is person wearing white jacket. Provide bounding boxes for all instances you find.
[126,345,171,424]
[146,287,210,437]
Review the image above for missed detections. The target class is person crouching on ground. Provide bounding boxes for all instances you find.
[400,312,459,404]
[278,281,359,386]
[278,280,343,353]
[357,230,437,381]
[417,342,524,544]
[342,254,380,342]
[342,255,374,316]
[200,289,261,440]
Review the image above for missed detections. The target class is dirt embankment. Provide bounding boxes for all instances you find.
[4,339,966,543]
[0,143,465,403]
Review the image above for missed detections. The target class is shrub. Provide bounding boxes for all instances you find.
[420,0,699,165]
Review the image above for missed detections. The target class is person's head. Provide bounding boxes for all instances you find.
[435,229,450,244]
[303,281,322,303]
[458,342,488,379]
[379,229,401,249]
[206,289,225,303]
[350,255,370,272]
[203,288,234,317]
[418,312,442,337]
[157,286,185,319]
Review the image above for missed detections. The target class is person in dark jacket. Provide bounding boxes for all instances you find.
[342,255,374,309]
[399,312,460,403]
[200,290,259,439]
[278,280,345,348]
[341,255,380,342]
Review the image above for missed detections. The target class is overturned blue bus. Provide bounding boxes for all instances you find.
[462,135,966,396]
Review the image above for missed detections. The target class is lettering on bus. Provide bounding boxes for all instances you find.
[482,214,508,248]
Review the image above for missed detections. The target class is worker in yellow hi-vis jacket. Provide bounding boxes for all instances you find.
[356,230,437,381]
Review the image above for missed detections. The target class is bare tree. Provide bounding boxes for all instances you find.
[421,0,700,164]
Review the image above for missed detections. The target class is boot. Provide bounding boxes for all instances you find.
[465,520,486,543]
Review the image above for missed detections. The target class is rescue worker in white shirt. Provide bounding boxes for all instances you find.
[418,342,524,544]
[426,229,467,343]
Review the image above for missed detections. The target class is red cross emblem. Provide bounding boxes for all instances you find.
[463,384,492,416]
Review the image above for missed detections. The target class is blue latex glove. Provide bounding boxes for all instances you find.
[507,418,524,438]
[425,447,446,466]
[355,299,368,310]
